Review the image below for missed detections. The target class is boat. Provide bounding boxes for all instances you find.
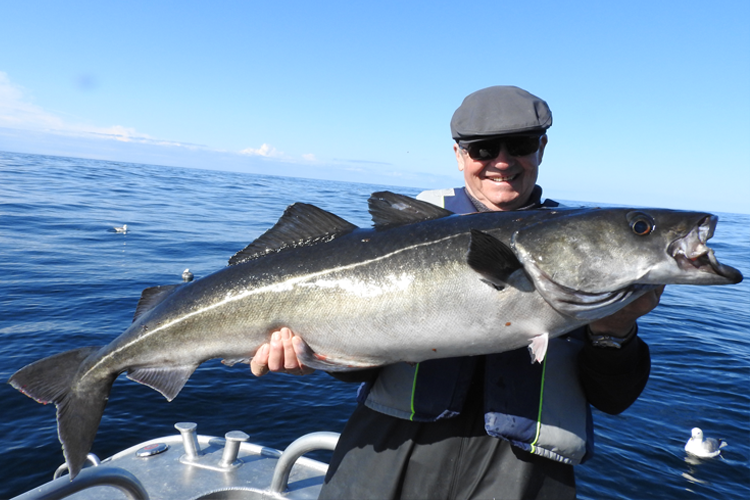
[12,421,340,500]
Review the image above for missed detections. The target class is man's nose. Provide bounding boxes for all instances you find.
[489,145,514,166]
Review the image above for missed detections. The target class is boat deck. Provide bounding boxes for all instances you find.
[13,422,339,500]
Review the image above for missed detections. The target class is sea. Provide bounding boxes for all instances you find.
[0,150,748,500]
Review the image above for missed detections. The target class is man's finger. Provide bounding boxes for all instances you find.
[251,363,270,377]
[280,328,300,370]
[267,331,284,371]
[250,343,270,377]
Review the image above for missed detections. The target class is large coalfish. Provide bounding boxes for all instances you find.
[9,192,743,479]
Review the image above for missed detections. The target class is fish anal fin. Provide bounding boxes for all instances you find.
[527,333,549,364]
[133,285,182,322]
[368,191,454,228]
[294,340,380,373]
[221,357,250,367]
[126,365,197,401]
[467,229,523,289]
[229,203,358,265]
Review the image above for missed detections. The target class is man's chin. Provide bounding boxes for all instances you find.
[480,184,521,204]
[485,192,527,212]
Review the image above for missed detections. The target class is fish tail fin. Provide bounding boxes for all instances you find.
[8,346,112,479]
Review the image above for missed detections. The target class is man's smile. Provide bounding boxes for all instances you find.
[485,173,519,183]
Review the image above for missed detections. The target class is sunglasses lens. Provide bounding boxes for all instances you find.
[506,136,541,156]
[467,142,501,160]
[465,136,541,160]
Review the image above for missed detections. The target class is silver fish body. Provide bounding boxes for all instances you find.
[8,192,743,479]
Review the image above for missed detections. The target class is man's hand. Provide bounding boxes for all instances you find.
[589,285,665,337]
[250,327,315,377]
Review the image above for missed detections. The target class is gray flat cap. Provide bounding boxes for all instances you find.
[450,86,552,143]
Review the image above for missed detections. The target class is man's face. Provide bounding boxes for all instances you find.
[454,134,547,212]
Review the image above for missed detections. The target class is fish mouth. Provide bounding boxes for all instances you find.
[668,215,743,283]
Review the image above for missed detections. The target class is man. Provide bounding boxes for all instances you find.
[252,86,661,499]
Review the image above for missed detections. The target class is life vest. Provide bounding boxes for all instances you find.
[359,186,593,465]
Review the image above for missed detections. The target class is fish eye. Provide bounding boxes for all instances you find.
[627,212,655,236]
[632,219,652,235]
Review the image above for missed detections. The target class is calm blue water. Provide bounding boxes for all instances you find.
[1,151,748,499]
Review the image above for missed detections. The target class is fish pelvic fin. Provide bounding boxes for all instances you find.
[8,346,113,480]
[127,365,198,401]
[293,340,380,372]
[527,334,549,364]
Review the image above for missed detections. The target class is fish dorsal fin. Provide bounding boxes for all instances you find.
[229,203,358,266]
[466,229,523,290]
[368,191,454,228]
[133,285,182,322]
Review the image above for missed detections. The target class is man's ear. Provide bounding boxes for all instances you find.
[537,134,548,164]
[454,143,465,172]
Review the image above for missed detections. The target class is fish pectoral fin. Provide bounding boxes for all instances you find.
[368,191,454,228]
[126,365,198,401]
[294,341,380,372]
[467,229,523,289]
[527,333,549,364]
[133,285,182,322]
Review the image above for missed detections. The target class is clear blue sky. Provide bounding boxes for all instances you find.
[1,0,749,214]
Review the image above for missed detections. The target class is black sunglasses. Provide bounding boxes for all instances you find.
[460,135,542,161]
